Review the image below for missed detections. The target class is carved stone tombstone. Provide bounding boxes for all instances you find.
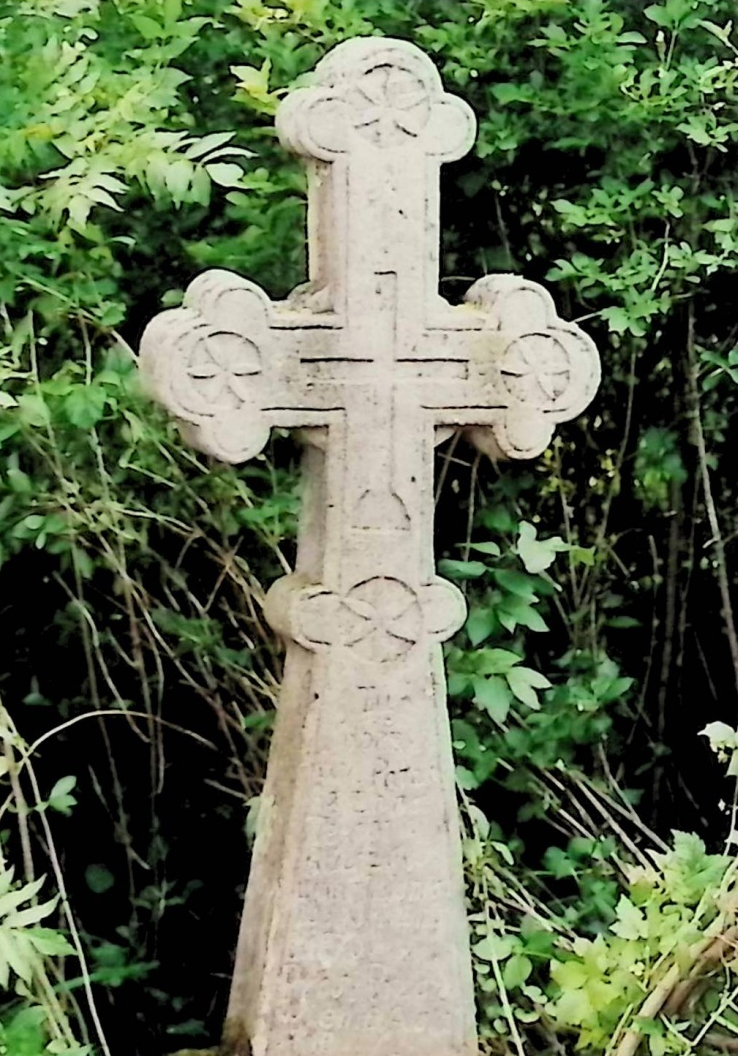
[139,37,600,1056]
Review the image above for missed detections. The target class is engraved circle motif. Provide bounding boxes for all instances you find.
[499,332,572,409]
[350,63,431,148]
[280,575,465,660]
[340,576,422,662]
[186,331,261,409]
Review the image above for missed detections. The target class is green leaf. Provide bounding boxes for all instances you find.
[550,957,589,991]
[644,4,671,27]
[85,864,115,894]
[517,605,548,633]
[467,803,490,840]
[0,929,35,983]
[68,195,94,229]
[611,896,648,940]
[466,606,496,646]
[64,386,107,429]
[438,559,487,580]
[473,676,512,724]
[131,13,163,39]
[479,506,517,533]
[699,19,734,46]
[502,954,532,989]
[468,541,501,556]
[700,721,738,752]
[206,162,245,188]
[0,876,45,920]
[7,468,31,494]
[5,895,59,928]
[493,568,538,600]
[165,159,193,201]
[85,186,121,212]
[231,59,275,110]
[2,1006,46,1055]
[184,131,237,159]
[447,672,471,697]
[606,615,640,629]
[491,83,518,104]
[189,166,211,206]
[17,394,50,428]
[473,934,515,962]
[506,667,551,709]
[476,648,523,675]
[601,306,634,334]
[455,765,479,791]
[48,775,77,816]
[0,419,21,443]
[163,0,182,23]
[571,546,595,566]
[516,522,569,574]
[27,927,74,957]
[498,596,548,633]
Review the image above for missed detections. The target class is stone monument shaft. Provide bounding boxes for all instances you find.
[139,37,600,1056]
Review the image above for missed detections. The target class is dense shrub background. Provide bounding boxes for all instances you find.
[3,0,738,1053]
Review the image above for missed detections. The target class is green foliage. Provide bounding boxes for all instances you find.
[448,506,631,783]
[635,427,688,510]
[700,720,738,775]
[0,706,92,1055]
[550,832,736,1054]
[0,1006,88,1056]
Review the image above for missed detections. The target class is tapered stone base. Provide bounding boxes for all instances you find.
[224,639,477,1056]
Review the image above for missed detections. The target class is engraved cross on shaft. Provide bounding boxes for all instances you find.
[140,37,600,1056]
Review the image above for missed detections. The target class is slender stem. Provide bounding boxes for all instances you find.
[4,740,34,881]
[686,304,738,708]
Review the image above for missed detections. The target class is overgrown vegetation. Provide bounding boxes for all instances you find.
[2,0,738,1053]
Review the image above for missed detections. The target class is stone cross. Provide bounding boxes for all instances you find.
[139,37,600,1056]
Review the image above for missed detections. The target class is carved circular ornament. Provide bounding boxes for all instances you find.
[499,332,572,409]
[340,577,422,662]
[139,270,273,466]
[462,274,601,459]
[350,64,431,148]
[186,331,261,408]
[275,38,476,162]
[267,573,466,663]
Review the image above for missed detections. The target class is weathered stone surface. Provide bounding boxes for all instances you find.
[139,36,600,1056]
